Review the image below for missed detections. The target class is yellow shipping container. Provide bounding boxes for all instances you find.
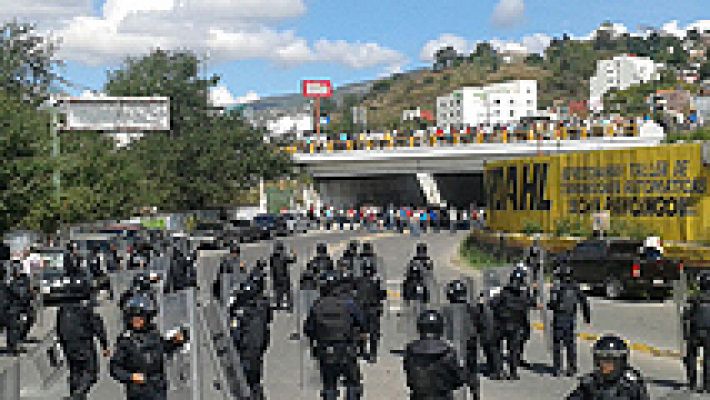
[485,143,710,242]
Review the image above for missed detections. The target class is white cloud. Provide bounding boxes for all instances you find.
[491,0,525,28]
[419,34,471,61]
[0,0,93,27]
[209,85,260,107]
[313,40,406,69]
[521,33,552,54]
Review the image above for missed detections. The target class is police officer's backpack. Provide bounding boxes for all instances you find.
[555,286,578,315]
[315,299,353,342]
[693,300,710,330]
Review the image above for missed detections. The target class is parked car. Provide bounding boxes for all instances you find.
[190,221,225,250]
[554,237,682,299]
[280,212,310,234]
[30,247,95,304]
[224,219,260,243]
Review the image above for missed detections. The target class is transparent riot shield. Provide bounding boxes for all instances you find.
[538,249,552,354]
[422,267,439,306]
[0,359,19,400]
[673,268,688,357]
[295,259,319,391]
[159,287,201,400]
[29,329,64,390]
[442,301,473,400]
[200,301,251,399]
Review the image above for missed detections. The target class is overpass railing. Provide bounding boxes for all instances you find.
[281,122,641,155]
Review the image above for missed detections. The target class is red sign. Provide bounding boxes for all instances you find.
[302,80,333,98]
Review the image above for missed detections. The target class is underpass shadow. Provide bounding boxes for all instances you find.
[646,378,686,391]
[520,360,557,376]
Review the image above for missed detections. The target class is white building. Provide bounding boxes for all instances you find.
[436,80,538,129]
[266,113,313,138]
[589,54,662,112]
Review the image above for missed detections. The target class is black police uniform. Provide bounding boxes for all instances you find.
[566,335,649,400]
[682,272,710,393]
[56,288,109,400]
[119,274,158,324]
[548,269,591,376]
[166,249,194,292]
[354,262,386,362]
[304,273,366,400]
[478,291,503,379]
[270,245,296,310]
[229,284,273,399]
[213,250,244,301]
[403,262,429,304]
[110,296,186,400]
[338,243,359,274]
[5,265,34,354]
[490,276,535,379]
[308,247,335,278]
[403,310,467,400]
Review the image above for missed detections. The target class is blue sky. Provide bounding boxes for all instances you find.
[2,0,708,103]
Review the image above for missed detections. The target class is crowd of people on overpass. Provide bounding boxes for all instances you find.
[306,204,485,234]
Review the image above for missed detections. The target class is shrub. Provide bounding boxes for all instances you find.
[521,219,544,234]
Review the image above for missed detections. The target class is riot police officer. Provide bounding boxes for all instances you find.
[338,241,359,273]
[248,259,268,294]
[445,280,481,400]
[682,271,710,393]
[403,262,429,304]
[412,243,433,271]
[490,268,536,380]
[566,335,649,400]
[304,270,366,400]
[548,264,591,377]
[5,261,34,354]
[307,243,334,277]
[109,293,187,400]
[228,281,273,399]
[56,279,109,400]
[119,272,160,323]
[354,259,386,363]
[525,239,544,298]
[478,288,503,380]
[359,242,378,273]
[213,243,245,301]
[165,246,194,292]
[403,309,467,400]
[270,241,296,310]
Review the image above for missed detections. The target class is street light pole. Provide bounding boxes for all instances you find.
[50,104,60,204]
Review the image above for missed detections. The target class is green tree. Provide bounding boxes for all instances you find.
[105,49,291,211]
[0,21,60,105]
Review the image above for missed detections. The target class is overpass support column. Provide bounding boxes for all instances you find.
[416,173,442,206]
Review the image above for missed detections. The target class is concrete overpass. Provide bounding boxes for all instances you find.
[293,135,665,208]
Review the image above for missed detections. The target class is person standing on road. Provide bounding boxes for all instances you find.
[305,270,366,400]
[412,243,434,271]
[566,335,650,400]
[403,310,467,400]
[110,293,187,400]
[490,268,536,380]
[270,241,296,311]
[682,271,710,393]
[4,261,34,355]
[445,280,481,400]
[229,281,273,400]
[338,241,359,274]
[354,259,386,363]
[212,243,245,301]
[56,280,110,400]
[548,264,591,377]
[307,243,334,278]
[478,289,503,380]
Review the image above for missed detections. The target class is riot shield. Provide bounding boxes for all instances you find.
[29,329,64,390]
[295,258,319,391]
[422,267,439,306]
[159,287,201,400]
[0,359,19,400]
[673,269,688,358]
[200,300,251,399]
[537,249,552,354]
[442,301,473,400]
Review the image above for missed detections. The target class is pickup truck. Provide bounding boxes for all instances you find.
[554,238,682,299]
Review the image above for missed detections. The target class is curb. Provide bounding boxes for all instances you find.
[530,322,683,360]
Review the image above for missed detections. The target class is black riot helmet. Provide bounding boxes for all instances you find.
[556,264,574,283]
[417,309,444,338]
[592,335,629,382]
[697,271,710,292]
[361,242,374,255]
[316,243,328,256]
[446,280,468,304]
[131,273,154,292]
[509,268,527,288]
[233,281,259,308]
[347,241,359,254]
[273,241,285,253]
[229,242,240,256]
[415,243,427,258]
[124,293,158,329]
[407,261,424,279]
[319,270,341,296]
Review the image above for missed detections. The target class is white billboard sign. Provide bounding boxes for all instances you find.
[58,97,170,132]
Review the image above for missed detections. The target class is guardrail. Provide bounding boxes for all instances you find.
[282,122,641,155]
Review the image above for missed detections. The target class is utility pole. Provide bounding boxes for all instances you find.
[50,102,61,204]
